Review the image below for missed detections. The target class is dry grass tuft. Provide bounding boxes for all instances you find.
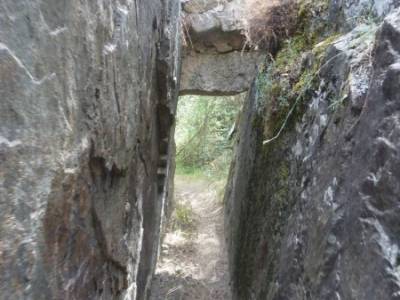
[243,0,299,52]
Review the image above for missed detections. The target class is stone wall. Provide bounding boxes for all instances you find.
[179,0,263,96]
[0,0,180,299]
[225,1,400,299]
[3,0,400,299]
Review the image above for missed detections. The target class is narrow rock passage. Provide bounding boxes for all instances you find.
[150,175,231,299]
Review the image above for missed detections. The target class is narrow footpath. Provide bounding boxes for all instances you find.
[150,175,232,300]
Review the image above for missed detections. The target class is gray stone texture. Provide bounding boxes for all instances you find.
[328,0,400,31]
[0,0,180,299]
[182,0,229,14]
[180,51,263,96]
[4,0,400,299]
[225,4,400,300]
[180,0,261,96]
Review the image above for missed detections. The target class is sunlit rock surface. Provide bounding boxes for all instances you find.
[0,1,180,299]
[180,51,262,96]
[180,0,263,96]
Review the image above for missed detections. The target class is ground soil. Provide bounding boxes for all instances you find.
[149,175,232,300]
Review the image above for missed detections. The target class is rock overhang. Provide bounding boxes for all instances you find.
[179,0,263,96]
[180,50,264,96]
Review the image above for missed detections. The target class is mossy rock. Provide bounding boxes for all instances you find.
[256,31,344,145]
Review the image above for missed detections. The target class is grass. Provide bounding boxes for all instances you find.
[173,202,195,231]
[175,162,228,206]
[175,163,206,179]
[243,0,299,51]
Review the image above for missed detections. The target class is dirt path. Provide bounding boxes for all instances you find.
[149,175,232,300]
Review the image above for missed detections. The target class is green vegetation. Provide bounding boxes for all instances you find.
[256,38,313,142]
[249,0,380,143]
[256,30,344,144]
[175,94,243,179]
[172,202,195,231]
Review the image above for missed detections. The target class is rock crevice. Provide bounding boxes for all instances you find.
[3,1,400,300]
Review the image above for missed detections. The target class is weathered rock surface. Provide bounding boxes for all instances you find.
[182,0,229,14]
[225,4,400,300]
[342,0,400,26]
[326,0,400,32]
[5,0,400,299]
[0,0,180,299]
[182,0,245,53]
[180,51,262,96]
[180,0,261,96]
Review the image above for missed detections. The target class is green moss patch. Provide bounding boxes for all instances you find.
[255,30,343,145]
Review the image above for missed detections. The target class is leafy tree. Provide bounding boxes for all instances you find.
[175,94,244,178]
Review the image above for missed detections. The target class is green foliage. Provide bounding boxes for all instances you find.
[175,94,243,179]
[174,164,205,178]
[173,202,194,231]
[275,35,308,71]
[257,34,314,107]
[256,32,339,143]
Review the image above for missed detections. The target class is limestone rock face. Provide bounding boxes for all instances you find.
[0,0,180,299]
[225,6,400,300]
